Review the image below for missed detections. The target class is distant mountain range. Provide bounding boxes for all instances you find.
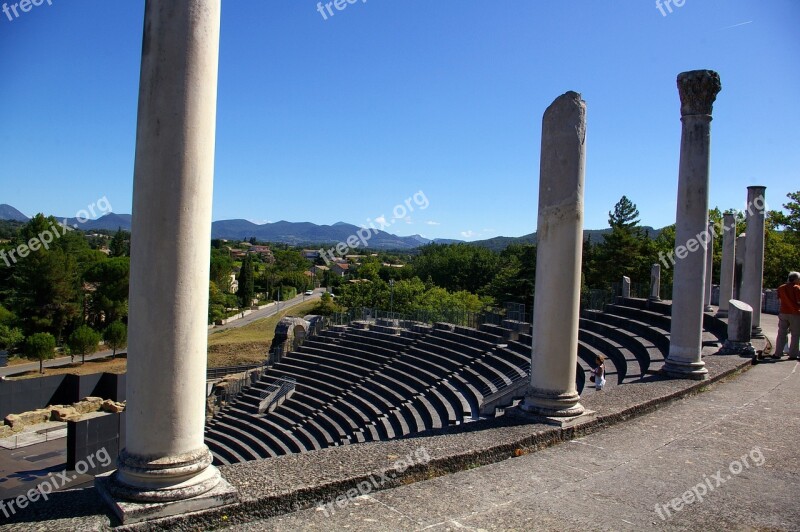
[0,203,663,251]
[470,227,662,252]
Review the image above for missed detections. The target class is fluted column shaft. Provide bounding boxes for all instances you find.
[664,70,721,381]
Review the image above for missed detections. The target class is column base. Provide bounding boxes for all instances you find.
[751,326,764,338]
[96,470,238,525]
[649,296,662,302]
[704,305,714,312]
[521,387,584,417]
[719,339,756,357]
[661,358,708,380]
[108,446,221,502]
[506,406,596,427]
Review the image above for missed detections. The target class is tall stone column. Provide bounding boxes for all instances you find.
[703,222,715,312]
[104,0,229,510]
[734,233,746,299]
[716,213,736,317]
[741,186,766,337]
[522,91,586,417]
[650,264,661,301]
[663,70,721,381]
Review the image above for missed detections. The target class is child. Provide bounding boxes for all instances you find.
[591,355,606,391]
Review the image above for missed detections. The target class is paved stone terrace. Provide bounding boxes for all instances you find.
[0,313,775,531]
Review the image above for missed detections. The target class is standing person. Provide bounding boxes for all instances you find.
[591,354,606,390]
[773,271,800,360]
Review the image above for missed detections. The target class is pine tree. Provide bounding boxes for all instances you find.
[109,228,128,257]
[608,195,640,230]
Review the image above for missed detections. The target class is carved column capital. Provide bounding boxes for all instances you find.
[677,70,722,116]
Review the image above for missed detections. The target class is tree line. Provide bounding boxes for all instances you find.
[1,190,797,368]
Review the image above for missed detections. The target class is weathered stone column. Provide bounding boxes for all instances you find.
[719,300,755,357]
[522,91,586,417]
[741,186,767,337]
[716,213,736,317]
[663,70,721,381]
[704,222,715,312]
[103,0,232,513]
[650,264,661,301]
[621,276,631,298]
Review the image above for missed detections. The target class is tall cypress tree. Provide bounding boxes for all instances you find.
[238,254,255,308]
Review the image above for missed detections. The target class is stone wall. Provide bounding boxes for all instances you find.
[1,397,126,438]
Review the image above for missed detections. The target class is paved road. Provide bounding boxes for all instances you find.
[0,290,322,378]
[239,320,799,531]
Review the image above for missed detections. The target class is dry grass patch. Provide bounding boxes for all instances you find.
[207,300,319,367]
[7,355,128,380]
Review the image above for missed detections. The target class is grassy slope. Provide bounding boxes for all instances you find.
[7,300,321,379]
[206,299,319,367]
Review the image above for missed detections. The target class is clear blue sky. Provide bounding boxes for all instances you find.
[1,1,798,241]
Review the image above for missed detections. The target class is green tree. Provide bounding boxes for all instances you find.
[67,325,101,364]
[764,213,800,288]
[210,248,233,291]
[83,257,130,326]
[412,244,499,294]
[109,228,128,257]
[608,195,641,229]
[103,320,127,358]
[589,196,656,290]
[484,243,536,308]
[308,292,342,316]
[7,215,84,340]
[771,190,800,238]
[238,254,255,307]
[25,332,56,374]
[0,324,24,353]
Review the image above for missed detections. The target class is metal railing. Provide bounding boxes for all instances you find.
[212,364,268,411]
[331,302,531,330]
[207,362,266,380]
[0,424,65,450]
[257,377,296,414]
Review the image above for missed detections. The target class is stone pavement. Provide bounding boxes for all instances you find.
[237,346,799,530]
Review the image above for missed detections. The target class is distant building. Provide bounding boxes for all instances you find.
[250,245,274,263]
[331,262,350,277]
[302,249,321,259]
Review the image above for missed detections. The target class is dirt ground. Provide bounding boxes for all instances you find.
[8,355,128,380]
